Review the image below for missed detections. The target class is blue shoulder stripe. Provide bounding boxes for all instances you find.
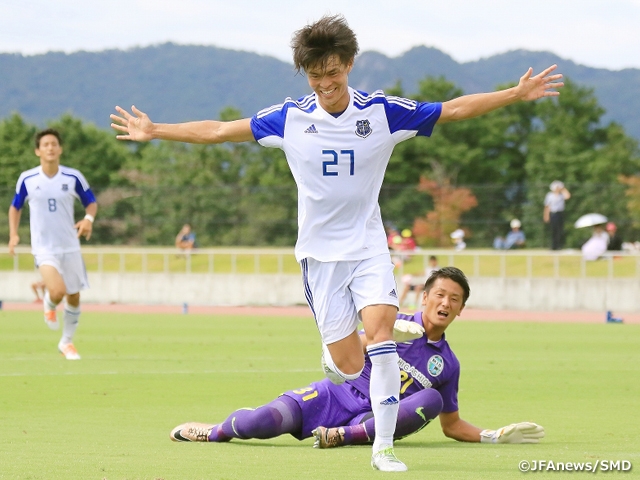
[252,94,318,141]
[12,171,40,209]
[256,94,317,119]
[61,171,96,207]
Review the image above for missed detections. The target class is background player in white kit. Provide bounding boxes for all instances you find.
[110,15,562,471]
[8,129,97,360]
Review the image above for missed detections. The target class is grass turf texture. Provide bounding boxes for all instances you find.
[0,310,638,479]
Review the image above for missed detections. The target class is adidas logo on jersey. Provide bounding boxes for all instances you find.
[388,289,397,298]
[304,124,318,134]
[380,395,399,406]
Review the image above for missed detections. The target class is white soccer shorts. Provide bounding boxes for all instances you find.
[34,251,90,294]
[301,253,399,344]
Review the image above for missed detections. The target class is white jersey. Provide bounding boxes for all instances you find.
[251,87,441,262]
[12,165,96,255]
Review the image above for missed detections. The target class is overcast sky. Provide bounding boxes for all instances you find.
[1,0,639,70]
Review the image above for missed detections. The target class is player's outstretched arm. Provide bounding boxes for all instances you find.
[110,106,255,144]
[438,65,564,124]
[440,411,544,444]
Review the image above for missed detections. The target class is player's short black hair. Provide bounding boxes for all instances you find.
[290,14,359,73]
[424,267,471,305]
[35,128,62,148]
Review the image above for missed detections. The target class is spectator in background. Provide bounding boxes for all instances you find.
[493,219,526,250]
[175,224,197,252]
[399,255,439,308]
[400,229,416,251]
[386,226,401,249]
[581,224,609,261]
[450,229,466,251]
[386,227,404,268]
[388,228,416,268]
[543,181,571,250]
[606,222,623,251]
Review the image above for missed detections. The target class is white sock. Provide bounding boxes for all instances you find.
[61,303,81,344]
[43,291,58,312]
[367,340,400,452]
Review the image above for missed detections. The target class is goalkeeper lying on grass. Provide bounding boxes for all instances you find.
[171,267,544,447]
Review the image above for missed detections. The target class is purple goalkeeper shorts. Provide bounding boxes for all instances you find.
[282,378,372,440]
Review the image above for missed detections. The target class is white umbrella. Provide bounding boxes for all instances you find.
[574,213,608,229]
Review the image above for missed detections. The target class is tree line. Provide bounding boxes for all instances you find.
[1,76,639,249]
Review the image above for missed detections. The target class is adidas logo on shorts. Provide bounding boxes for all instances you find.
[380,396,399,405]
[388,289,397,298]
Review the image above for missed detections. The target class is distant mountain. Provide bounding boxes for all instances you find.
[1,43,639,141]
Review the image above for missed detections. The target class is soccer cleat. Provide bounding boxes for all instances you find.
[312,426,344,449]
[58,342,81,360]
[44,309,59,330]
[371,447,408,472]
[170,422,215,442]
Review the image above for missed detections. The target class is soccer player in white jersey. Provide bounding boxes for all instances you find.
[8,129,97,360]
[110,14,563,471]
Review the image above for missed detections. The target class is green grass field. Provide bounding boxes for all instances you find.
[1,310,638,479]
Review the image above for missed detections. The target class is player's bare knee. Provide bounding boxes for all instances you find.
[366,328,394,345]
[335,355,365,376]
[49,288,66,303]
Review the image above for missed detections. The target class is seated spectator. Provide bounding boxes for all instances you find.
[399,255,439,308]
[493,219,526,249]
[582,224,609,261]
[606,222,623,251]
[175,224,197,252]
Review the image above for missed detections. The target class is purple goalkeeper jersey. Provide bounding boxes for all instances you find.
[348,311,460,413]
[283,311,460,438]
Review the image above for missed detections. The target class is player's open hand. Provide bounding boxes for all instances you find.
[110,105,155,142]
[480,422,545,444]
[517,65,564,101]
[75,219,93,240]
[8,234,19,256]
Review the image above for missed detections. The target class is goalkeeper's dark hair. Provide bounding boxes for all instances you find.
[423,267,470,305]
[290,14,359,73]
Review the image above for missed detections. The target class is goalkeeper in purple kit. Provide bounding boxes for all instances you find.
[170,267,544,447]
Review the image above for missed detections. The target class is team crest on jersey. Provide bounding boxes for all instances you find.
[355,119,372,138]
[427,355,444,377]
[61,184,68,191]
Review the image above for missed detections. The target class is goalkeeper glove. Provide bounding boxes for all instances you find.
[393,319,425,342]
[480,422,545,444]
